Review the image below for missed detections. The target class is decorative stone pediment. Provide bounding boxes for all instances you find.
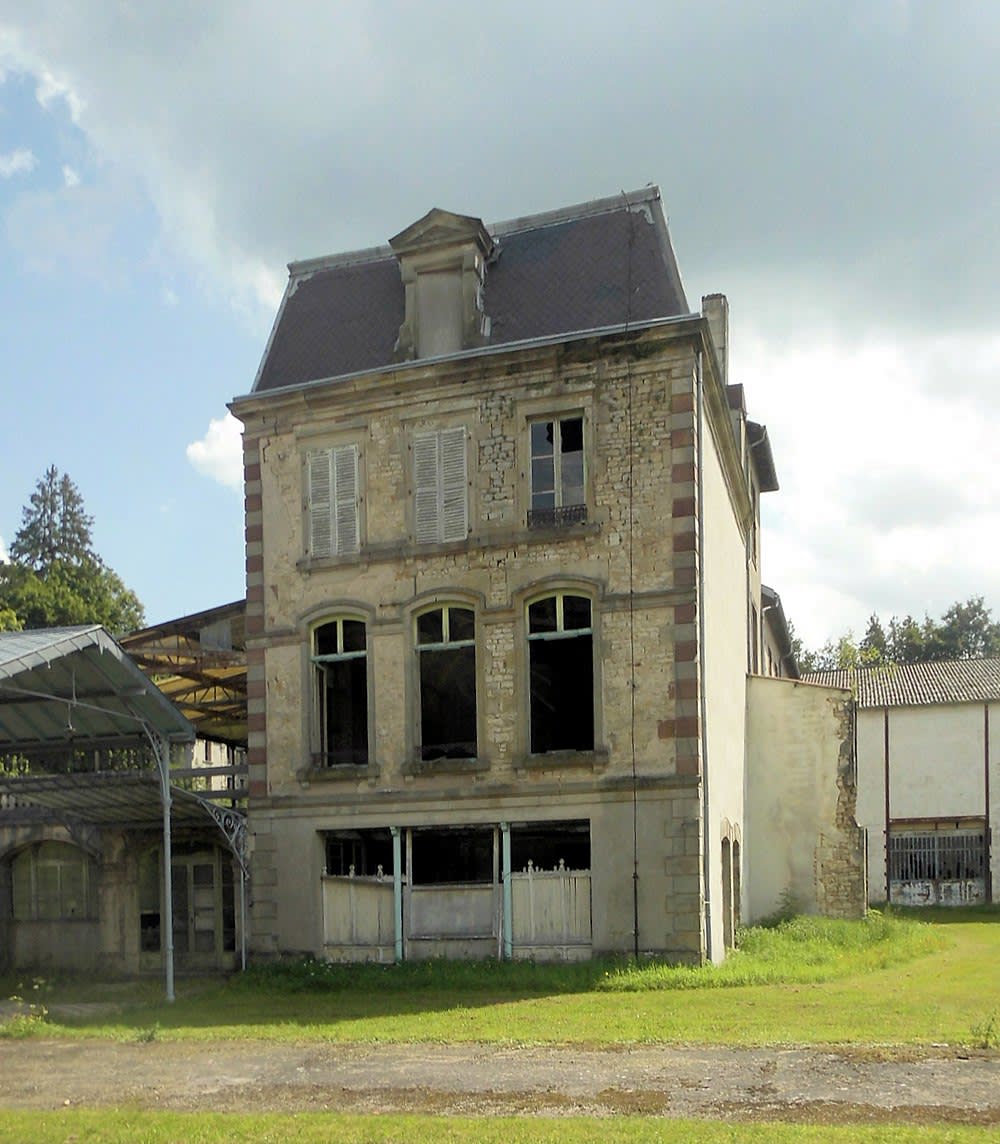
[389,209,493,260]
[390,208,494,362]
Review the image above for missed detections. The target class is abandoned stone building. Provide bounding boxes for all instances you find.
[0,607,248,980]
[231,187,864,965]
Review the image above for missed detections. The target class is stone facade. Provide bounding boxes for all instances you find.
[231,191,801,964]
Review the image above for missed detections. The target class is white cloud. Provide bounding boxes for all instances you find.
[61,163,79,187]
[0,147,36,177]
[740,327,1000,648]
[186,412,243,491]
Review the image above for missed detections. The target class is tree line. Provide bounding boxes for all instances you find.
[0,467,144,636]
[793,596,1000,673]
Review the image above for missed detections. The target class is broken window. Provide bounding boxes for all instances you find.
[416,605,477,760]
[510,820,591,871]
[306,444,359,557]
[312,618,368,766]
[413,427,468,544]
[410,826,494,885]
[527,593,594,753]
[529,416,586,528]
[325,829,397,878]
[11,841,97,922]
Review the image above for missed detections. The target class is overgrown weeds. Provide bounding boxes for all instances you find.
[0,977,50,1039]
[231,911,939,997]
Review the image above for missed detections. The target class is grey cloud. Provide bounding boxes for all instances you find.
[4,2,1000,335]
[842,469,975,532]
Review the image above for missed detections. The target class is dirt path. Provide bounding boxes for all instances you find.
[1,1039,998,1124]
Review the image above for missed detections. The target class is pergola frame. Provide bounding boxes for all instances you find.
[0,625,246,1001]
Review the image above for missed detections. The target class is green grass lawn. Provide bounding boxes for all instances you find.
[2,912,997,1142]
[0,1110,991,1144]
[2,908,998,1049]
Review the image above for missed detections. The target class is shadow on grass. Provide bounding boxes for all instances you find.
[880,904,1000,926]
[2,959,629,1035]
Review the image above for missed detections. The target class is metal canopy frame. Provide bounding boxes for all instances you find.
[0,625,245,1001]
[120,601,247,746]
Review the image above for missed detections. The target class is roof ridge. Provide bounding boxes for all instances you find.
[287,186,665,277]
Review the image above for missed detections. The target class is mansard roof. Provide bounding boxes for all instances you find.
[251,186,690,394]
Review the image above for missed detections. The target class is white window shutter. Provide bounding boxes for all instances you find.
[333,444,359,554]
[308,444,359,557]
[307,449,334,557]
[440,427,468,542]
[413,432,440,544]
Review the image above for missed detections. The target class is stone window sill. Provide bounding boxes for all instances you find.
[514,748,609,772]
[297,763,379,784]
[401,756,490,777]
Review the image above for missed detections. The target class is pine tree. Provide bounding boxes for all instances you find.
[1,468,145,636]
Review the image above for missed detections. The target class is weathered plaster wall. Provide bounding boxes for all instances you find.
[745,677,865,921]
[699,391,752,961]
[856,700,997,902]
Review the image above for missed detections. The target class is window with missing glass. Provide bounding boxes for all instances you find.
[529,416,585,528]
[527,593,594,753]
[312,618,368,766]
[416,605,477,760]
[12,841,97,922]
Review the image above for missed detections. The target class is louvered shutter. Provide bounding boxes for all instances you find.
[413,432,440,544]
[307,445,358,557]
[307,448,334,557]
[440,427,468,542]
[333,445,359,554]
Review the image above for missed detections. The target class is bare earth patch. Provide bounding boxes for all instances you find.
[1,1039,997,1125]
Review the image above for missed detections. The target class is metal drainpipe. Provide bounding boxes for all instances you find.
[391,826,403,963]
[695,350,713,962]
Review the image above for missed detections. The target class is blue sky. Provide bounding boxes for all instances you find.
[2,2,999,647]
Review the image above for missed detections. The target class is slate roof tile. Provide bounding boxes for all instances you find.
[252,187,689,394]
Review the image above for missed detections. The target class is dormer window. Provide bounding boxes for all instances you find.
[389,208,493,361]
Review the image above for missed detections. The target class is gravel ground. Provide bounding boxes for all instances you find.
[1,1039,998,1124]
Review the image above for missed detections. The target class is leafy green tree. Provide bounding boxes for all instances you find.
[859,614,889,664]
[933,597,1000,660]
[801,597,1000,671]
[0,469,145,636]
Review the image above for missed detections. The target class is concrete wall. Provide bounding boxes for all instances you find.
[856,700,998,902]
[746,677,865,921]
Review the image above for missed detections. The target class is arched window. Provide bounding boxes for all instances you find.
[11,842,97,921]
[527,593,594,753]
[312,618,368,766]
[416,605,477,760]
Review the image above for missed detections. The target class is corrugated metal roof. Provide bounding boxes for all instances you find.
[0,770,229,829]
[0,625,194,752]
[803,658,1000,708]
[251,186,690,394]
